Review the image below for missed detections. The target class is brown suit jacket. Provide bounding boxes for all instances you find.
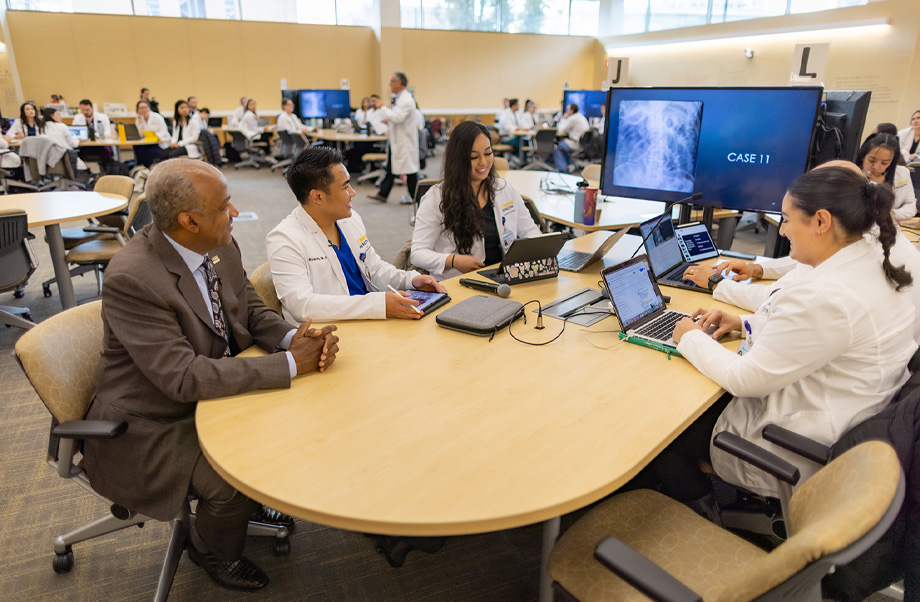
[84,224,293,521]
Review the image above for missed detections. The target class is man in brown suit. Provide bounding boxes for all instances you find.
[83,160,339,591]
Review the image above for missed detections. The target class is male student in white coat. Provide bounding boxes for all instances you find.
[368,71,420,204]
[267,146,446,323]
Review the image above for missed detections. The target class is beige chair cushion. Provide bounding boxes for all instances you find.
[93,175,134,201]
[493,157,510,174]
[65,239,122,263]
[249,261,283,315]
[362,153,387,162]
[15,301,103,423]
[548,489,766,602]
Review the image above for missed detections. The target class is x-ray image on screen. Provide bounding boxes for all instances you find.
[300,91,326,119]
[613,100,703,193]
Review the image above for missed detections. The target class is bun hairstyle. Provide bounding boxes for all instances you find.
[440,120,495,255]
[787,165,911,291]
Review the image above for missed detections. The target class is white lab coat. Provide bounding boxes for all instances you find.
[169,118,201,159]
[136,112,170,149]
[266,206,419,323]
[518,110,537,131]
[376,90,419,175]
[239,111,262,141]
[0,137,21,168]
[497,108,519,137]
[715,229,920,344]
[899,127,919,162]
[40,122,87,170]
[276,111,304,134]
[893,165,916,220]
[6,119,40,138]
[228,105,246,128]
[411,178,542,279]
[366,108,388,135]
[557,112,590,148]
[679,238,917,497]
[72,112,114,140]
[355,108,369,128]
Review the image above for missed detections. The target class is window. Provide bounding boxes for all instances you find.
[8,0,134,13]
[399,0,601,36]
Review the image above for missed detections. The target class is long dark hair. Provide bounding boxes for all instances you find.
[440,121,495,255]
[173,100,189,128]
[787,165,911,291]
[856,133,902,185]
[19,101,44,133]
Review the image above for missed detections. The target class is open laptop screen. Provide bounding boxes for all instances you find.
[602,257,665,331]
[676,222,719,262]
[639,215,683,277]
[67,126,88,140]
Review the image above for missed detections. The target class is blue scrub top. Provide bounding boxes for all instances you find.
[330,225,367,296]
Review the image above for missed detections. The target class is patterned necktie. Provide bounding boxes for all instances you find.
[201,255,231,358]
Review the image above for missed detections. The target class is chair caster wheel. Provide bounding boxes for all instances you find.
[43,287,52,298]
[53,549,74,573]
[272,537,290,557]
[23,312,32,322]
[14,288,25,299]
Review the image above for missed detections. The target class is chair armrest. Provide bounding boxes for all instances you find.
[52,419,127,439]
[761,425,830,466]
[713,431,800,486]
[594,538,703,602]
[82,225,120,234]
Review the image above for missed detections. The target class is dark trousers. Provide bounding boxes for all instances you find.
[378,152,417,201]
[629,392,733,503]
[134,144,164,168]
[188,453,258,561]
[162,147,189,160]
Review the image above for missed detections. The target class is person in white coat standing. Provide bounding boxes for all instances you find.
[368,71,420,203]
[267,146,446,322]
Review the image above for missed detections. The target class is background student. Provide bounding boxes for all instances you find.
[134,99,169,167]
[163,99,202,160]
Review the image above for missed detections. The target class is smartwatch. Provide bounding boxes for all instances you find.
[708,273,725,291]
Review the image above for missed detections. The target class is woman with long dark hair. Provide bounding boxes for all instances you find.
[163,99,201,160]
[655,164,916,516]
[411,120,540,278]
[5,101,44,140]
[855,132,915,220]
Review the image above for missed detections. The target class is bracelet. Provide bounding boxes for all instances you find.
[450,254,455,269]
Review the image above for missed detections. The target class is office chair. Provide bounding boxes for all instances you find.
[228,130,274,170]
[520,195,547,233]
[0,209,37,329]
[489,129,515,163]
[409,177,440,227]
[548,435,905,602]
[271,131,308,173]
[522,128,557,171]
[51,195,151,298]
[19,137,86,191]
[493,156,510,174]
[357,150,388,185]
[581,164,601,184]
[249,262,283,315]
[0,149,40,193]
[14,301,291,602]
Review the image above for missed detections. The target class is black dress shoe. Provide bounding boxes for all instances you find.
[251,505,296,531]
[187,539,269,591]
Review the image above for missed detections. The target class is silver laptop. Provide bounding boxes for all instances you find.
[557,228,629,272]
[639,215,720,293]
[601,255,690,350]
[67,126,89,140]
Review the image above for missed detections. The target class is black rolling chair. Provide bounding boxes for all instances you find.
[0,209,37,329]
[523,128,557,171]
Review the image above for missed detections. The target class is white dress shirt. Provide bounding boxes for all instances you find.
[679,238,917,497]
[163,232,296,376]
[411,178,542,280]
[557,112,590,148]
[266,206,419,322]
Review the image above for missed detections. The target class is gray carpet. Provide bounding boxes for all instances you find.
[5,155,886,602]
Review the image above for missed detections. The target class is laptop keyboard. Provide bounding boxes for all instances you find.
[557,249,591,270]
[635,311,686,341]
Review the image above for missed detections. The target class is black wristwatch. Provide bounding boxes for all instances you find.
[708,273,724,290]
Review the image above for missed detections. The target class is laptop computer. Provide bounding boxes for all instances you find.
[208,116,223,128]
[478,232,567,284]
[639,215,720,293]
[67,126,89,141]
[601,255,690,354]
[121,123,143,141]
[557,228,629,272]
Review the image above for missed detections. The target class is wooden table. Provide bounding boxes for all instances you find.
[503,170,740,247]
[307,129,387,153]
[0,191,128,309]
[196,232,741,602]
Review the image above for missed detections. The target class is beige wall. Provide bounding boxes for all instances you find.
[601,0,920,133]
[5,11,379,116]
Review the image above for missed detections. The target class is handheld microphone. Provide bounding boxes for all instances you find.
[459,278,511,298]
[630,192,704,259]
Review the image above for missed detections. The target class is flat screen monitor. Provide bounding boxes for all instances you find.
[563,90,607,119]
[298,89,351,119]
[599,86,823,213]
[282,89,300,118]
[812,90,871,165]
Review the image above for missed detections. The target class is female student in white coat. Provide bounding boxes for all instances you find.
[5,101,44,141]
[898,109,920,163]
[856,133,915,220]
[411,120,541,279]
[267,147,445,322]
[134,99,169,167]
[40,107,88,171]
[163,99,201,160]
[647,164,916,519]
[368,71,420,203]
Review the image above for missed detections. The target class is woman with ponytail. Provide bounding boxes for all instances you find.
[638,164,917,516]
[410,120,540,279]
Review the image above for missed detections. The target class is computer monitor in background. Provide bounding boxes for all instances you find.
[600,86,823,213]
[811,90,871,165]
[282,89,300,117]
[298,89,352,119]
[563,90,607,118]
